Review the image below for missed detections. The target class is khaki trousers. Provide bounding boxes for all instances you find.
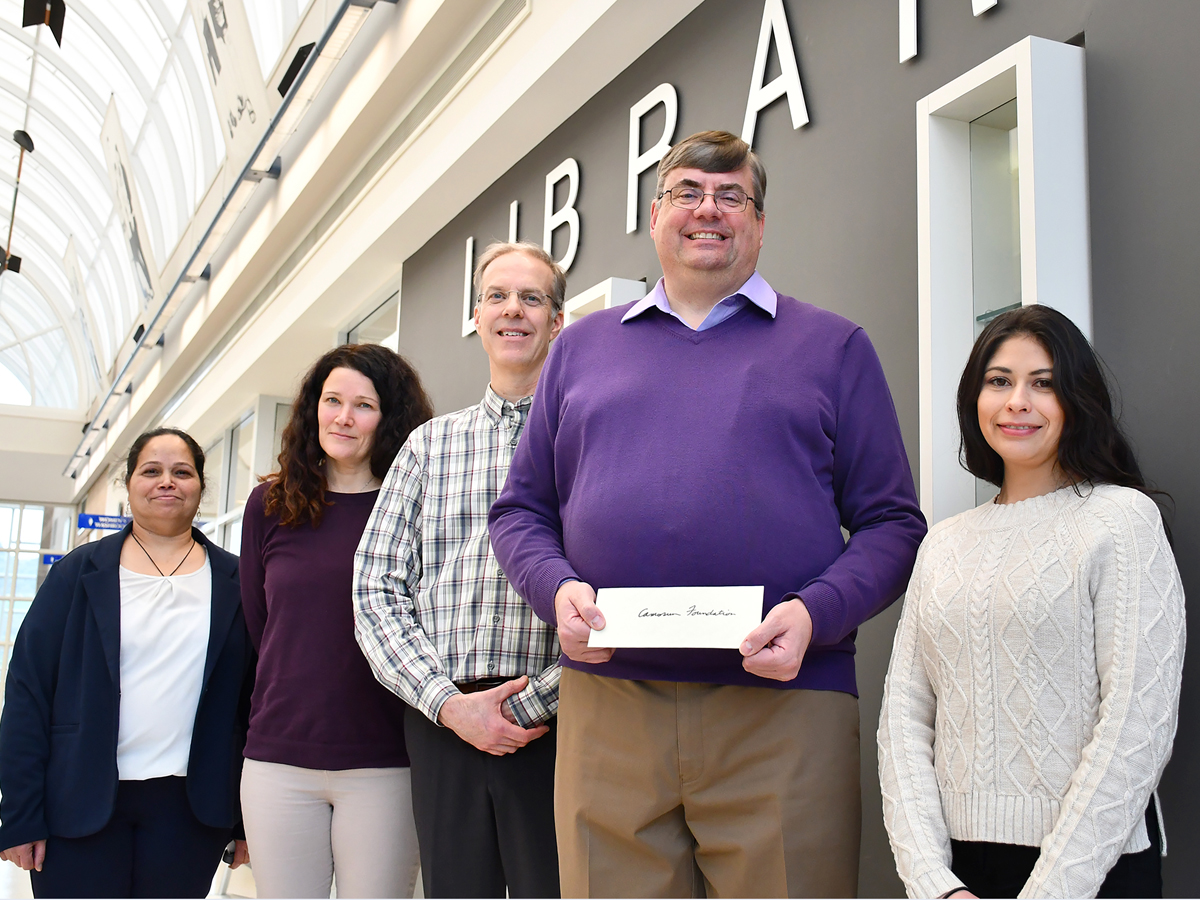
[555,669,860,898]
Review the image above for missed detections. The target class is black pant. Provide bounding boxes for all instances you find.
[950,798,1163,898]
[30,777,232,899]
[405,704,559,898]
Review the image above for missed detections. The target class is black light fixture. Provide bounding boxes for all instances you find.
[22,0,66,47]
[278,43,316,97]
[2,129,35,275]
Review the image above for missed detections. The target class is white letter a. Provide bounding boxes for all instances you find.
[741,0,809,147]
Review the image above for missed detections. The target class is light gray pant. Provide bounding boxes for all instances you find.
[241,758,420,898]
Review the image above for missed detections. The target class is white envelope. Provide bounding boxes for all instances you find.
[587,586,764,649]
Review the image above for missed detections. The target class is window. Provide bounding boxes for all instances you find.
[0,503,74,697]
[273,401,291,466]
[225,414,256,550]
[970,99,1020,337]
[198,410,256,552]
[199,435,226,524]
[196,394,292,553]
[917,36,1091,524]
[347,291,400,347]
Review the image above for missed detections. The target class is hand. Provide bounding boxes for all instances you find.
[229,840,250,869]
[554,581,614,664]
[740,597,813,681]
[947,891,978,899]
[438,676,550,755]
[0,840,45,872]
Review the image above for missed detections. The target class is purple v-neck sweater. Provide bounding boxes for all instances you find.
[241,483,409,769]
[489,293,926,695]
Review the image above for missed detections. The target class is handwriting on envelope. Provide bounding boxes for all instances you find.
[587,586,764,649]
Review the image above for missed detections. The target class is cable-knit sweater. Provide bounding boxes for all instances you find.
[878,484,1185,899]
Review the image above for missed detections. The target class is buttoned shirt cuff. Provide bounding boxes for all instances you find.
[415,672,460,726]
[505,666,561,727]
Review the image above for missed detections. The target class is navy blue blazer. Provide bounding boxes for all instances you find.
[0,526,254,849]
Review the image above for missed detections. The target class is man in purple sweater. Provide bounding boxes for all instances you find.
[488,131,926,897]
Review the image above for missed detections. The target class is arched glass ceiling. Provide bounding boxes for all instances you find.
[0,0,226,409]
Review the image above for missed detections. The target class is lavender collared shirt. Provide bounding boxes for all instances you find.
[621,270,778,331]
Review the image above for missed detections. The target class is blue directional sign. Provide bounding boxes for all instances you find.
[77,513,132,531]
[43,554,65,565]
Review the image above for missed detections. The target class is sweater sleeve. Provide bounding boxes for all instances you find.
[239,485,269,654]
[1020,492,1186,899]
[793,328,928,647]
[488,339,581,625]
[877,541,966,900]
[0,556,77,849]
[352,431,458,725]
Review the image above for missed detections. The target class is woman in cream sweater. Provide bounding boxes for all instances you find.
[878,306,1185,899]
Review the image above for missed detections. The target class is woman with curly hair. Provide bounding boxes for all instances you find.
[878,305,1185,899]
[238,344,433,898]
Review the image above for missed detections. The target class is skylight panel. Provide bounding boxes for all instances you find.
[58,12,149,129]
[160,53,207,205]
[0,30,31,89]
[26,328,77,407]
[245,0,286,81]
[21,159,102,248]
[79,0,166,93]
[21,251,73,310]
[0,275,56,336]
[12,219,65,274]
[131,140,170,267]
[12,201,68,258]
[32,62,104,147]
[30,142,112,229]
[0,90,25,135]
[158,0,189,24]
[105,217,140,321]
[0,0,23,25]
[0,346,32,405]
[6,245,71,318]
[24,109,105,186]
[84,277,114,361]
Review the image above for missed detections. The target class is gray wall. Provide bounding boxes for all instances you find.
[398,1,1199,895]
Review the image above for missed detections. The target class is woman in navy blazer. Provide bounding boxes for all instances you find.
[0,428,255,898]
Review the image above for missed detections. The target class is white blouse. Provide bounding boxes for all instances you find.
[116,560,212,780]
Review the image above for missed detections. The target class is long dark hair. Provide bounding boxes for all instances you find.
[957,305,1153,496]
[264,344,433,527]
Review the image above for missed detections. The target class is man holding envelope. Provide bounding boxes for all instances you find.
[489,130,926,897]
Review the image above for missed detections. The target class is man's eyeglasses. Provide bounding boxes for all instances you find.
[658,187,758,214]
[480,289,552,309]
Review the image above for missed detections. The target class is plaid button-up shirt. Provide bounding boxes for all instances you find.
[353,386,560,727]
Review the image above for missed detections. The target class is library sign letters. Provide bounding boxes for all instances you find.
[460,0,1000,323]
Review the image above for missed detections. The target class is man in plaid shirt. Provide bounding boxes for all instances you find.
[354,241,565,898]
